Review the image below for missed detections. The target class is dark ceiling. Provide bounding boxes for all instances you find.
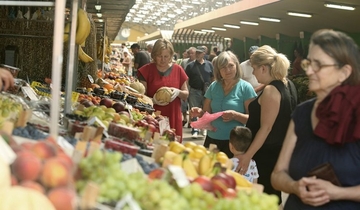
[83,0,135,41]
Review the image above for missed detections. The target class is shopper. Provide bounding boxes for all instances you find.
[0,67,14,91]
[291,47,304,76]
[229,126,259,183]
[121,51,131,75]
[190,51,257,157]
[234,45,297,204]
[240,46,265,94]
[137,38,189,142]
[130,43,151,77]
[272,29,360,209]
[185,46,214,139]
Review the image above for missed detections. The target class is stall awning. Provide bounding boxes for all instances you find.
[172,29,223,44]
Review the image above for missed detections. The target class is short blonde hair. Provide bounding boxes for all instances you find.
[212,51,242,81]
[151,38,175,64]
[250,45,289,82]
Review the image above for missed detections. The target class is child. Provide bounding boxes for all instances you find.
[229,126,259,183]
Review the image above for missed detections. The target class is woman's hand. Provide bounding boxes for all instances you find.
[0,68,14,91]
[190,107,203,118]
[294,177,330,206]
[222,110,236,122]
[235,153,251,175]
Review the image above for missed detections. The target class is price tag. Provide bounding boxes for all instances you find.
[21,86,39,101]
[71,91,80,103]
[87,75,94,84]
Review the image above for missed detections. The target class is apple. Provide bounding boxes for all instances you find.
[163,129,176,141]
[147,124,157,133]
[119,111,131,124]
[211,172,236,195]
[112,101,126,113]
[192,176,213,193]
[222,188,237,199]
[80,99,94,107]
[100,98,113,108]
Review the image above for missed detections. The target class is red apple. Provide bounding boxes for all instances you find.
[100,98,113,108]
[112,101,126,113]
[211,173,235,194]
[222,188,237,199]
[192,176,213,193]
[147,124,157,133]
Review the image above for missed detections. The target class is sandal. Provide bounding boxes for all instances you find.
[182,120,187,127]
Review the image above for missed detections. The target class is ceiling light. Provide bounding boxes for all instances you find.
[324,2,355,10]
[224,38,231,40]
[223,24,240,29]
[211,27,226,31]
[95,4,101,10]
[240,21,259,26]
[201,29,215,33]
[287,12,312,18]
[98,19,103,22]
[259,17,281,22]
[96,12,102,18]
[194,30,206,34]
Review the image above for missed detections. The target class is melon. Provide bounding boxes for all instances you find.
[0,186,56,210]
[154,87,173,103]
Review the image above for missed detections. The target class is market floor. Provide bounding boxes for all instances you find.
[182,123,205,145]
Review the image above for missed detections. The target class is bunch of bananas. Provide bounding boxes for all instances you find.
[78,45,94,63]
[162,142,252,188]
[63,9,93,63]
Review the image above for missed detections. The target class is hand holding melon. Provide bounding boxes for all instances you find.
[153,87,180,106]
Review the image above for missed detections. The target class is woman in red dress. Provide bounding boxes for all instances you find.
[138,39,189,142]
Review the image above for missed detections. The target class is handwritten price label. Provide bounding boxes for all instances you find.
[71,91,80,103]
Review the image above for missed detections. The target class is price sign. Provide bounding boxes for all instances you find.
[71,91,80,103]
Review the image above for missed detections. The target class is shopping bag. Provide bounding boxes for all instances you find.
[190,111,223,131]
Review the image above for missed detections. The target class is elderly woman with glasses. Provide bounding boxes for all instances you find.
[271,29,360,209]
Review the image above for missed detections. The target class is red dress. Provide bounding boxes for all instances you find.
[138,63,188,142]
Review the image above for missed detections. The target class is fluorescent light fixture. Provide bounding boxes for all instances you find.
[259,17,281,22]
[194,30,206,34]
[211,27,226,31]
[240,21,259,26]
[223,24,240,29]
[192,1,201,4]
[324,3,355,11]
[224,37,231,40]
[95,4,101,10]
[96,13,102,18]
[98,19,104,22]
[287,12,312,18]
[201,29,215,33]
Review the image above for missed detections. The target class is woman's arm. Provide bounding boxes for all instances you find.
[271,120,298,193]
[177,80,189,101]
[236,85,281,173]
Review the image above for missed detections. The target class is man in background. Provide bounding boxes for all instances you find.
[130,43,151,77]
[185,46,214,139]
[240,46,265,94]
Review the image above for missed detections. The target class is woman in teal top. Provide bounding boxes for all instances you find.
[190,51,257,157]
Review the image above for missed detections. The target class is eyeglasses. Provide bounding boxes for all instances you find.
[301,59,338,72]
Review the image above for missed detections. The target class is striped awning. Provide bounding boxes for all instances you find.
[172,29,223,44]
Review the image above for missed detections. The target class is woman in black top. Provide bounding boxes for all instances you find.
[234,45,296,204]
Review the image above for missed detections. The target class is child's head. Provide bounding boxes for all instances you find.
[229,126,252,154]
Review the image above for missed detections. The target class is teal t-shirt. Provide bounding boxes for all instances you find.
[204,80,257,140]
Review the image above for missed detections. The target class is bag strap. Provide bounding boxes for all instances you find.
[194,64,205,83]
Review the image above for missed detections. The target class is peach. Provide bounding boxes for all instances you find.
[48,187,77,210]
[20,180,45,194]
[32,141,57,160]
[12,152,42,181]
[20,142,34,150]
[41,157,71,188]
[11,174,18,186]
[57,152,74,170]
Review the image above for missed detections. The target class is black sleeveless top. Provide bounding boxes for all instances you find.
[246,80,294,146]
